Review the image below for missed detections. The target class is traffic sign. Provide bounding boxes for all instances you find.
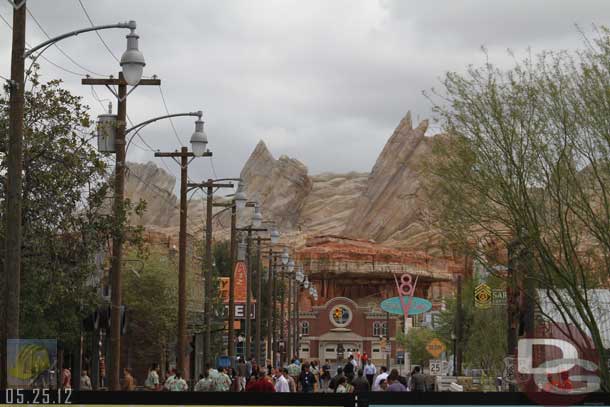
[426,338,446,358]
[430,359,442,375]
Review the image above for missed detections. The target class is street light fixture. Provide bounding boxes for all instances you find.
[119,24,145,86]
[252,205,263,228]
[281,247,289,266]
[287,259,295,273]
[234,181,247,210]
[270,227,280,245]
[190,117,208,157]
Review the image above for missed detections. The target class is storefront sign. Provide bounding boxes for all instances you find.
[234,261,247,302]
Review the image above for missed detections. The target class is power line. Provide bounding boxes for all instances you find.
[0,11,87,78]
[26,7,109,77]
[76,0,120,63]
[158,86,185,147]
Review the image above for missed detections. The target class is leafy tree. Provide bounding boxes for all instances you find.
[426,30,610,390]
[123,248,178,371]
[435,276,507,377]
[396,327,437,367]
[0,71,112,348]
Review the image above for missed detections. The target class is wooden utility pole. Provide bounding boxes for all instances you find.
[187,180,233,365]
[456,274,463,376]
[287,276,293,361]
[280,266,286,365]
[154,150,212,375]
[228,203,237,358]
[267,249,274,362]
[255,237,262,364]
[245,230,252,360]
[2,2,26,389]
[84,75,160,390]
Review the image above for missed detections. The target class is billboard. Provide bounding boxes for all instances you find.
[7,339,58,389]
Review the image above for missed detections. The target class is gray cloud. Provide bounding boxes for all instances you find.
[1,0,608,192]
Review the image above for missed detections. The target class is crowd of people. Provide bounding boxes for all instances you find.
[139,355,437,393]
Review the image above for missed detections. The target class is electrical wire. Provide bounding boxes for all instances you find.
[158,86,185,147]
[76,0,120,62]
[0,11,87,78]
[26,7,109,77]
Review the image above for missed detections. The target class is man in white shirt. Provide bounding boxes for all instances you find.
[275,370,290,392]
[372,366,388,391]
[364,360,377,387]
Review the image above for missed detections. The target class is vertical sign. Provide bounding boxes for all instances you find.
[220,277,230,303]
[234,261,247,303]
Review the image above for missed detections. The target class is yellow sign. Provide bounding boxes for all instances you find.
[426,338,446,358]
[475,283,492,309]
[220,277,230,303]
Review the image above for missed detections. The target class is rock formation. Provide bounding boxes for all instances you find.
[123,111,443,253]
[239,141,312,229]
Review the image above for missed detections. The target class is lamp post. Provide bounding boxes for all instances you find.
[236,204,267,360]
[451,332,457,376]
[211,181,247,359]
[188,179,239,365]
[153,118,212,376]
[2,5,141,388]
[286,259,295,362]
[293,266,317,360]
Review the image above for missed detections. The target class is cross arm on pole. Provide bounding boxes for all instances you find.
[82,78,161,86]
[155,151,212,158]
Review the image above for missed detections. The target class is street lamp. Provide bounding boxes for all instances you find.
[252,205,263,228]
[3,14,145,389]
[190,117,208,157]
[119,25,145,86]
[287,259,295,273]
[270,227,280,245]
[234,181,247,210]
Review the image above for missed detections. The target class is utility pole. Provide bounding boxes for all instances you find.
[153,150,212,375]
[2,2,26,389]
[456,274,463,376]
[84,74,161,390]
[255,237,262,365]
[228,203,237,358]
[294,283,300,359]
[279,265,286,365]
[245,230,252,360]
[189,180,234,365]
[267,249,274,363]
[287,276,293,362]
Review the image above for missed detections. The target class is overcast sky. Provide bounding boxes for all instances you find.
[2,0,610,190]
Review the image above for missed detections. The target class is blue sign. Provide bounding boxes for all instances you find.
[380,296,432,315]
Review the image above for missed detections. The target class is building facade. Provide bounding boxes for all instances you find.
[294,235,464,365]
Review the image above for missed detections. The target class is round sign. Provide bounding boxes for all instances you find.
[380,296,432,315]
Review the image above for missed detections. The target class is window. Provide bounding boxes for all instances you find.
[301,321,310,335]
[373,321,387,337]
[373,321,381,336]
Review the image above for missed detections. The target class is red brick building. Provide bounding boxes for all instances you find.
[294,235,464,364]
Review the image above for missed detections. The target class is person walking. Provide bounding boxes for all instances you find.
[145,363,161,391]
[275,369,290,392]
[372,366,388,391]
[214,367,232,392]
[80,370,92,391]
[343,356,355,381]
[409,366,426,392]
[319,364,332,393]
[194,371,214,392]
[170,370,188,392]
[299,363,317,393]
[164,368,176,391]
[237,358,247,391]
[246,371,276,392]
[363,360,376,387]
[335,376,348,393]
[387,370,407,392]
[352,369,370,393]
[329,366,344,392]
[122,368,136,391]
